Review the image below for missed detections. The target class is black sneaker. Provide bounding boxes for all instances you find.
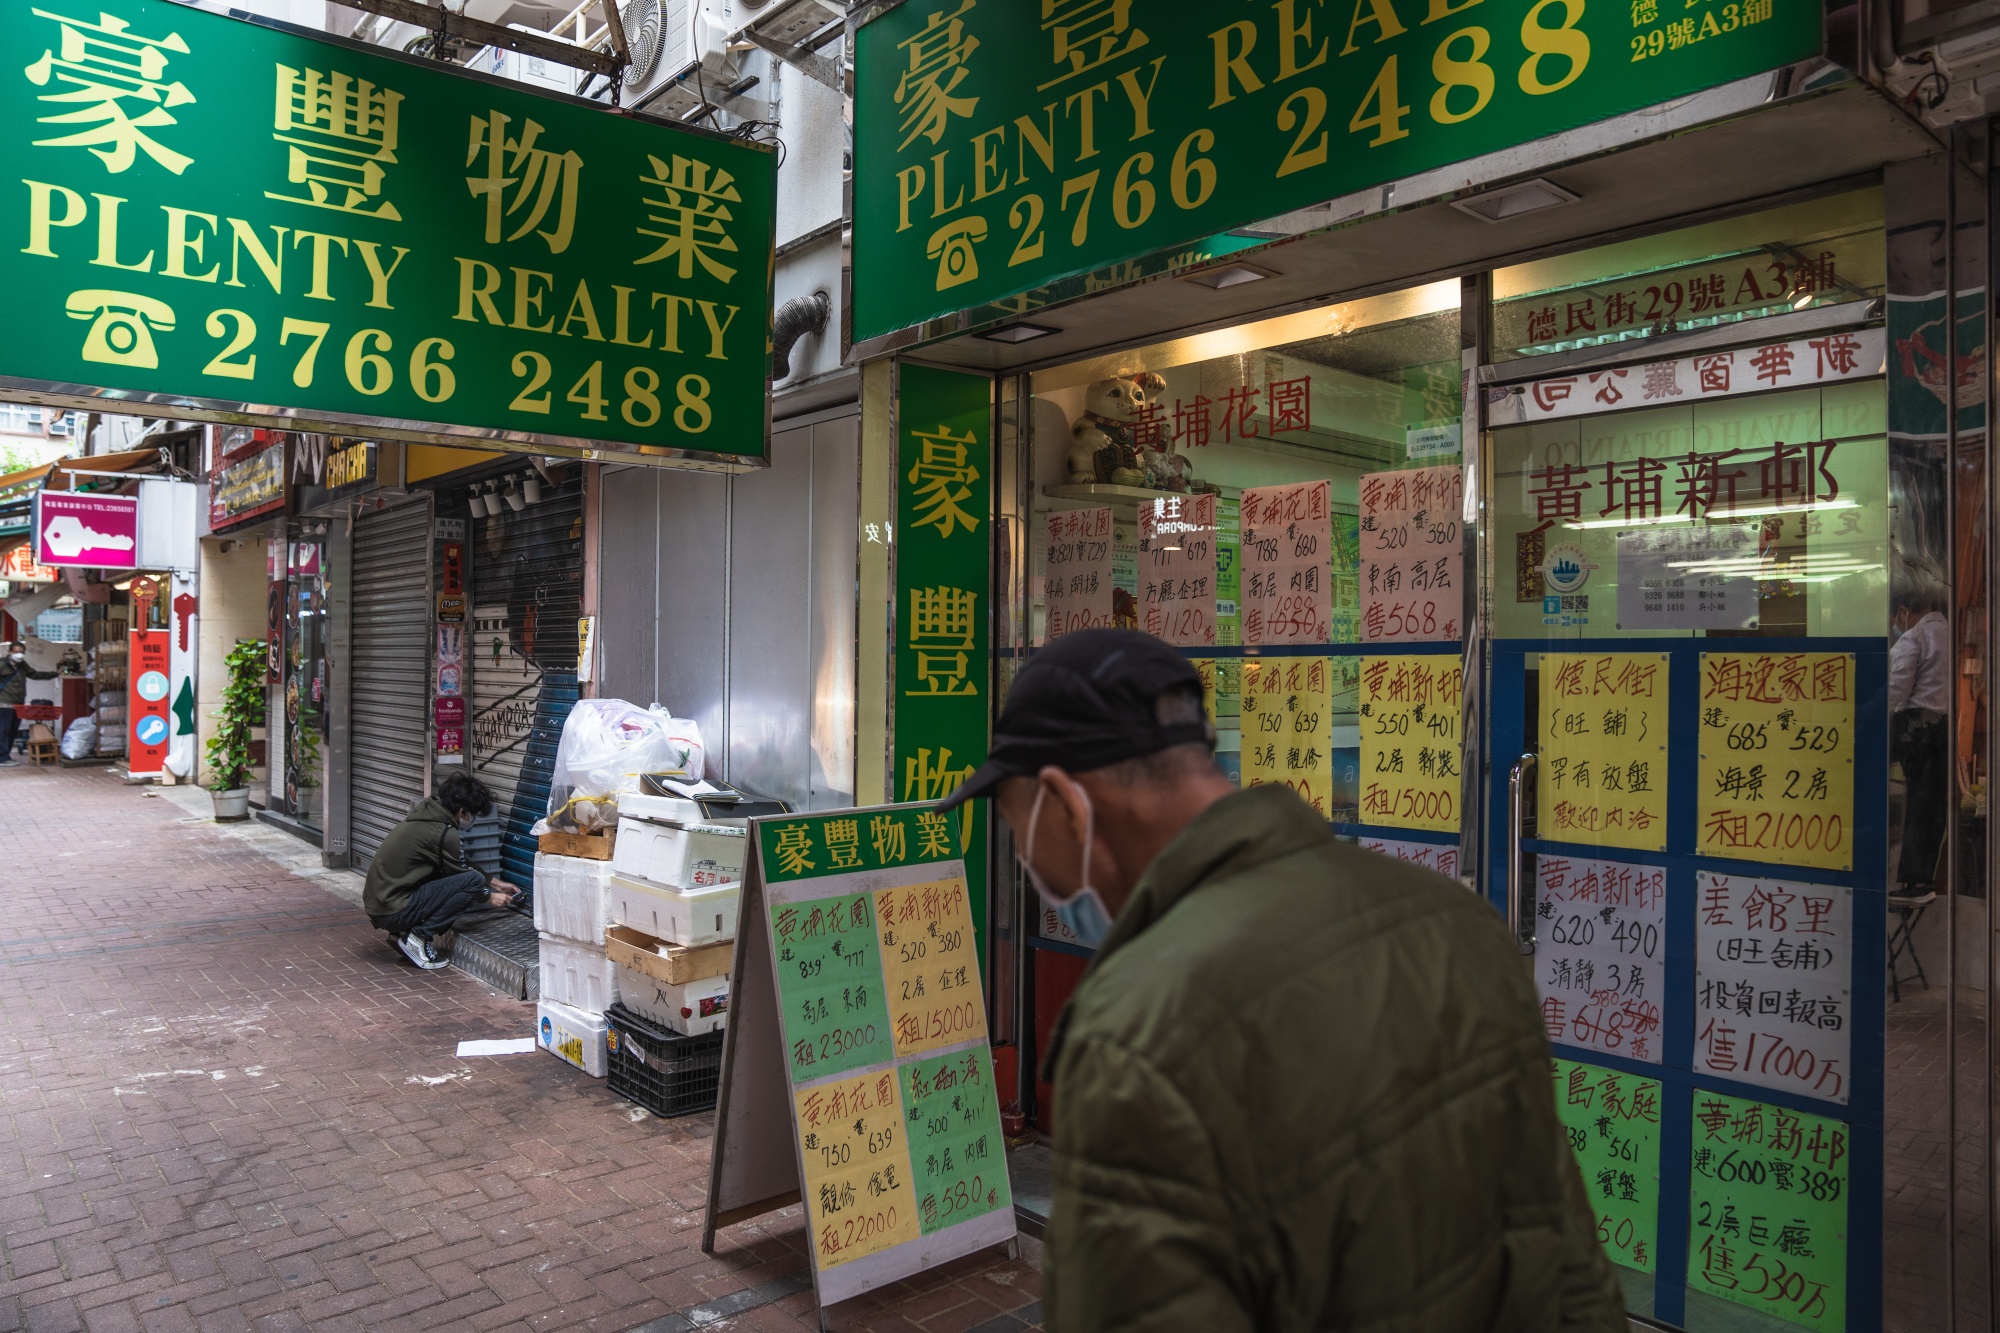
[397,934,449,970]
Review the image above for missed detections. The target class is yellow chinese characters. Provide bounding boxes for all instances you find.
[635,154,741,282]
[907,587,979,697]
[876,878,986,1058]
[795,1070,921,1268]
[1358,654,1462,833]
[1539,654,1669,852]
[268,63,404,220]
[26,7,195,175]
[465,111,582,254]
[1698,652,1854,871]
[1038,0,1150,92]
[893,0,981,150]
[1242,656,1334,818]
[906,426,983,538]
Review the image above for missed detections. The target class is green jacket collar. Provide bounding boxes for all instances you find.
[1042,785,1332,1074]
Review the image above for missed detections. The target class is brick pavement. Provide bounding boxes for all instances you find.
[0,765,1043,1333]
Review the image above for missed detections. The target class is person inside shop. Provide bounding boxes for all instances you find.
[364,771,519,970]
[0,641,59,766]
[938,629,1624,1332]
[1891,563,1952,890]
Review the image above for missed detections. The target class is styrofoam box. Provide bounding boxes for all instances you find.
[537,998,607,1077]
[532,852,616,945]
[613,963,730,1036]
[538,933,617,1014]
[611,817,745,890]
[610,873,739,946]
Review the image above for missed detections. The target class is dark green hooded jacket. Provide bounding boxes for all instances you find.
[362,797,468,920]
[1042,784,1626,1333]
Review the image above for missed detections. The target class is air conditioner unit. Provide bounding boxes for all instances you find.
[621,0,753,120]
[733,0,842,49]
[471,23,585,96]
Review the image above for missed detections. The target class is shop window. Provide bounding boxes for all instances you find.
[1023,280,1462,825]
[1491,188,1885,362]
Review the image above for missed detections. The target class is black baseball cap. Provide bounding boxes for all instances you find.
[937,629,1213,811]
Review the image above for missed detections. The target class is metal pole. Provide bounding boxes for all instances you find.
[1944,140,1961,1331]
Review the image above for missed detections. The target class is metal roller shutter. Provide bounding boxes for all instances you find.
[349,497,432,870]
[469,476,583,886]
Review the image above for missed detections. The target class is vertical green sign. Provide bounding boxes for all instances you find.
[894,363,992,964]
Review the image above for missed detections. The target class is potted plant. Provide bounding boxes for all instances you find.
[205,639,264,820]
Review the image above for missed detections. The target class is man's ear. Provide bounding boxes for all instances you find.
[1037,767,1093,844]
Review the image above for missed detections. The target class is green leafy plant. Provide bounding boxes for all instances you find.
[205,639,265,791]
[293,704,322,793]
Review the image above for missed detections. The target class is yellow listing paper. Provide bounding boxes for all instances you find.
[1697,653,1856,871]
[1241,656,1334,818]
[795,1069,922,1268]
[1539,654,1670,853]
[1358,655,1463,833]
[874,877,986,1059]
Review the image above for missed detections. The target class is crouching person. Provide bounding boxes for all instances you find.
[364,772,518,970]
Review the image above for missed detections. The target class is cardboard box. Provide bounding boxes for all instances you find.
[605,923,733,985]
[536,998,607,1077]
[609,873,738,946]
[538,934,617,1014]
[611,816,744,889]
[612,964,729,1035]
[536,828,617,861]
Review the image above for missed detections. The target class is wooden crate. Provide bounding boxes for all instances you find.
[605,924,733,985]
[536,827,616,861]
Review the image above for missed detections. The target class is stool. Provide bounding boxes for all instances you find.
[1887,890,1936,1003]
[25,737,57,766]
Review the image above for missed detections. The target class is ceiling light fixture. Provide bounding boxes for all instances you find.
[1181,262,1273,290]
[1450,177,1580,224]
[975,322,1059,343]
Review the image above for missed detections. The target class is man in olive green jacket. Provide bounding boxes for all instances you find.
[364,771,517,970]
[942,630,1624,1332]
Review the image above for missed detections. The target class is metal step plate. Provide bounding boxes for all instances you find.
[448,910,540,1001]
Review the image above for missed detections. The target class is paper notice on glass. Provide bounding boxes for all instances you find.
[1041,507,1114,644]
[1359,836,1459,879]
[1359,466,1463,642]
[1240,481,1331,644]
[1357,654,1463,832]
[1137,493,1216,646]
[1616,524,1760,630]
[1241,656,1334,817]
[1538,653,1670,852]
[1688,1090,1849,1332]
[1535,856,1666,1063]
[1697,652,1855,871]
[1695,873,1852,1105]
[1552,1059,1661,1275]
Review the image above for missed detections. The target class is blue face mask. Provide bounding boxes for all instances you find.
[1024,786,1116,951]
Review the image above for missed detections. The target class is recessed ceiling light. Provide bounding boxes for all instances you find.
[1181,263,1273,290]
[975,322,1058,343]
[1450,178,1580,223]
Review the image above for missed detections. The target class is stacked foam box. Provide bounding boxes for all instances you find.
[607,793,742,1038]
[532,852,620,1076]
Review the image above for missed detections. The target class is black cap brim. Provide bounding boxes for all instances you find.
[934,759,1016,813]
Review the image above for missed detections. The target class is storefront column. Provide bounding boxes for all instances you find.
[856,356,895,806]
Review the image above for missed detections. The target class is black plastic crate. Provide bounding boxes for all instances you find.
[604,1003,725,1118]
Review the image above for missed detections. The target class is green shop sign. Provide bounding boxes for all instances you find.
[894,363,992,961]
[1,2,775,462]
[852,0,1822,342]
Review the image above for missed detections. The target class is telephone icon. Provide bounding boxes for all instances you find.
[65,289,176,369]
[926,217,988,291]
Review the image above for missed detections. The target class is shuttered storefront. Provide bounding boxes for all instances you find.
[349,496,432,870]
[469,475,582,885]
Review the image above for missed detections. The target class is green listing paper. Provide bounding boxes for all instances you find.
[2,1,773,458]
[1550,1058,1660,1274]
[771,893,895,1083]
[894,364,993,961]
[1688,1089,1848,1331]
[852,0,1823,340]
[902,1046,1011,1234]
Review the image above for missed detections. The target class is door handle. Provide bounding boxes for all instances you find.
[1508,753,1536,954]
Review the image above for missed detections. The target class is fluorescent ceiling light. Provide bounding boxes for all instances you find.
[1451,178,1580,224]
[1181,263,1273,290]
[975,322,1058,343]
[1564,499,1860,531]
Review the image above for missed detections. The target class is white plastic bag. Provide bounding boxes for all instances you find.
[60,716,97,760]
[537,700,705,833]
